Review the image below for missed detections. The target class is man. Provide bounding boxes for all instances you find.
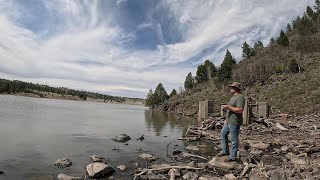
[218,82,245,162]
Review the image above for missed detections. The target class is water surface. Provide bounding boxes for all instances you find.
[0,95,204,179]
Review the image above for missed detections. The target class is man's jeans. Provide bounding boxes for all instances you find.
[220,123,240,160]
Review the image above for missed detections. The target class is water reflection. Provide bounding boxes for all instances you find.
[144,110,195,136]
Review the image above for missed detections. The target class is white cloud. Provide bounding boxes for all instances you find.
[0,0,315,98]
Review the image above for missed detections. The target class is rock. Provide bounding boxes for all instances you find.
[112,134,131,143]
[134,163,139,167]
[281,145,290,153]
[224,173,236,180]
[117,165,126,171]
[250,149,263,158]
[145,171,167,180]
[29,175,54,180]
[249,174,268,180]
[270,171,283,180]
[54,158,72,168]
[172,149,182,155]
[247,141,270,151]
[208,156,243,170]
[260,154,282,166]
[138,153,157,162]
[0,170,3,175]
[182,172,199,180]
[150,164,171,170]
[286,153,307,165]
[305,174,315,180]
[57,174,82,180]
[196,163,208,169]
[168,168,180,179]
[186,146,200,151]
[86,162,114,178]
[109,176,114,180]
[91,155,106,162]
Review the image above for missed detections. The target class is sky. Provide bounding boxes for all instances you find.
[0,0,315,98]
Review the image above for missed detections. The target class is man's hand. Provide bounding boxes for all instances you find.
[222,105,230,110]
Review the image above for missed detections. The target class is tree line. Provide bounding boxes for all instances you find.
[0,78,127,102]
[145,1,320,107]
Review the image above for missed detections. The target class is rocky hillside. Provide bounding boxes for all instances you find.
[154,6,320,117]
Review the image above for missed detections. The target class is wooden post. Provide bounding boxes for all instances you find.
[258,102,269,118]
[243,98,249,125]
[198,101,208,121]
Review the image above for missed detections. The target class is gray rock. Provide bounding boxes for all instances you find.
[117,165,126,171]
[0,171,3,175]
[86,162,114,178]
[224,173,237,180]
[138,153,157,162]
[182,172,199,180]
[247,141,270,151]
[286,153,307,165]
[199,175,222,180]
[186,146,200,151]
[54,158,72,168]
[91,155,106,162]
[281,145,290,153]
[57,174,82,180]
[249,174,268,180]
[172,149,182,155]
[260,154,282,166]
[112,134,131,143]
[208,156,243,170]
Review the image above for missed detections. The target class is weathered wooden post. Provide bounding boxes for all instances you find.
[198,101,207,121]
[242,98,250,125]
[258,102,269,118]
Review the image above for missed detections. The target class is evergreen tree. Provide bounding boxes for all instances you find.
[184,72,195,90]
[242,42,255,58]
[218,50,236,83]
[145,89,154,106]
[195,64,209,83]
[254,41,264,51]
[286,23,292,32]
[204,60,217,79]
[153,83,169,104]
[306,6,315,19]
[315,0,320,12]
[277,30,289,46]
[269,37,275,45]
[297,14,317,35]
[169,89,177,97]
[293,16,301,30]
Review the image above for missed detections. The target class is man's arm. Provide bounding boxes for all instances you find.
[222,105,243,114]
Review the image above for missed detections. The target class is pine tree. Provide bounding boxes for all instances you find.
[184,72,195,90]
[218,50,236,83]
[242,42,255,58]
[169,89,177,97]
[153,83,169,104]
[286,23,292,32]
[297,14,317,35]
[145,89,154,106]
[306,6,314,19]
[254,41,264,51]
[293,16,301,30]
[277,30,289,46]
[269,37,275,45]
[315,0,320,12]
[195,64,209,83]
[204,60,217,79]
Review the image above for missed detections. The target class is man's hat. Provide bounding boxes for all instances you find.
[229,82,241,90]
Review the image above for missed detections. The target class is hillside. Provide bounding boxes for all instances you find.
[153,5,320,116]
[0,78,145,105]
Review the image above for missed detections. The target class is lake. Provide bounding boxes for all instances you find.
[0,95,209,179]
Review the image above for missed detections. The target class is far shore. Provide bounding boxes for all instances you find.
[0,93,146,106]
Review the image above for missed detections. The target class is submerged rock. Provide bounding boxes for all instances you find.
[54,158,72,168]
[117,165,126,171]
[91,155,106,162]
[57,174,82,180]
[112,134,131,143]
[0,170,3,175]
[138,153,157,162]
[86,162,114,178]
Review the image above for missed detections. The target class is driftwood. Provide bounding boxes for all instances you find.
[181,152,209,161]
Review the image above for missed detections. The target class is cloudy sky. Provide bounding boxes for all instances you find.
[0,0,314,98]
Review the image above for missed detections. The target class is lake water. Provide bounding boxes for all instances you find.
[0,95,210,179]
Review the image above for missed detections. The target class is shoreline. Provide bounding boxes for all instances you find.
[0,93,146,106]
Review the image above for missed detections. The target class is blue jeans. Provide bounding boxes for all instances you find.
[220,123,240,160]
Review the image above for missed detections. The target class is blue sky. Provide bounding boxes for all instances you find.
[0,0,314,98]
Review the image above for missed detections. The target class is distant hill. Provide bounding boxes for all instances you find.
[150,3,320,116]
[0,78,145,105]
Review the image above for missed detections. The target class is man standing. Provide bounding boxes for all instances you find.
[218,82,245,162]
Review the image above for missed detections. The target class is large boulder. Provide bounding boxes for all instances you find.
[138,153,157,162]
[86,162,114,178]
[57,174,82,180]
[112,134,131,143]
[54,158,72,168]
